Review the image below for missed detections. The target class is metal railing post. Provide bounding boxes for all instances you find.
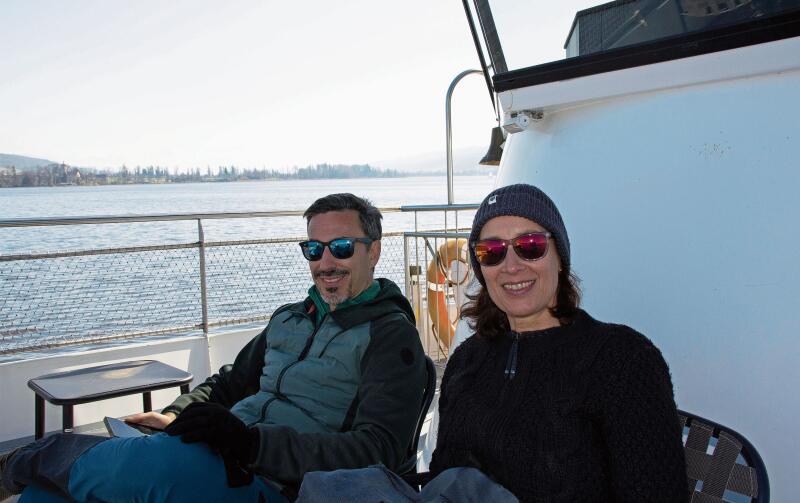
[446,69,482,205]
[404,234,411,298]
[197,219,209,335]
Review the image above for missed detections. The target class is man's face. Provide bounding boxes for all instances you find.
[306,210,380,308]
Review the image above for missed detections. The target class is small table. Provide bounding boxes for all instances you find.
[28,360,193,439]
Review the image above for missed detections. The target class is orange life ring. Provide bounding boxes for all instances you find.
[426,238,469,350]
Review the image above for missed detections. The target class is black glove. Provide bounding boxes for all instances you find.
[165,402,260,487]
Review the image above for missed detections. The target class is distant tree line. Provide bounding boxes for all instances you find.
[0,162,410,188]
[0,164,86,188]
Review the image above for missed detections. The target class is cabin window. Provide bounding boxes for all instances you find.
[466,0,800,91]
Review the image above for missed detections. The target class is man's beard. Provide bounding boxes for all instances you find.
[315,268,351,306]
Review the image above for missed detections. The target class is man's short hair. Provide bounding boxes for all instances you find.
[304,193,383,241]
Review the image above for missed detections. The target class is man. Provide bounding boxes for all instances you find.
[1,193,427,502]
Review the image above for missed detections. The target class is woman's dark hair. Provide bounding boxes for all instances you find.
[460,269,582,339]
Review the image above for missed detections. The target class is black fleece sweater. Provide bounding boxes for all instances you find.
[429,310,688,503]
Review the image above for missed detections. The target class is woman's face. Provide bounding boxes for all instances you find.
[478,215,561,332]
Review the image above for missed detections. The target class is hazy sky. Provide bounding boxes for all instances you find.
[1,1,592,171]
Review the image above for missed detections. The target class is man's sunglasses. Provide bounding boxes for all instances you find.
[299,237,374,261]
[471,232,552,267]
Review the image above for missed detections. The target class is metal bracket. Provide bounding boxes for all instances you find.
[502,110,544,133]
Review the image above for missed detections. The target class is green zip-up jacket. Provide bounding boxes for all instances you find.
[162,278,426,485]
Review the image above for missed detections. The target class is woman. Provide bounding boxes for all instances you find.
[428,183,688,502]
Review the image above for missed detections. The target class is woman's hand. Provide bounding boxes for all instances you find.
[125,411,176,430]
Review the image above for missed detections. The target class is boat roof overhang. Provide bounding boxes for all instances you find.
[463,1,800,99]
[495,34,800,115]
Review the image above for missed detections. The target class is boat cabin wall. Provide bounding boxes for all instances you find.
[494,45,799,501]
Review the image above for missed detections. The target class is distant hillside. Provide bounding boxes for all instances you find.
[372,146,496,175]
[0,153,58,169]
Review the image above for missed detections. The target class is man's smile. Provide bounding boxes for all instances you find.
[315,269,349,289]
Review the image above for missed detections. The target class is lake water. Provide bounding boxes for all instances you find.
[0,176,493,254]
[0,176,493,354]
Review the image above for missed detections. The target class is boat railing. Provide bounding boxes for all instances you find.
[0,204,478,358]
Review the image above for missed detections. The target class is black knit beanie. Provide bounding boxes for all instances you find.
[469,184,570,286]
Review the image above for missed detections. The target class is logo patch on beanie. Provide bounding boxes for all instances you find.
[488,195,497,205]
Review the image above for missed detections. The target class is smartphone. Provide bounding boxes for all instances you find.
[103,416,158,438]
[123,420,163,435]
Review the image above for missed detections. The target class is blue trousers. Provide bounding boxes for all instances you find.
[11,433,287,503]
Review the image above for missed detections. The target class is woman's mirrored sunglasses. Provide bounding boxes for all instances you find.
[299,237,374,261]
[471,232,552,267]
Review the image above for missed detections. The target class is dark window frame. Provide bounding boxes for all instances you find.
[492,8,800,93]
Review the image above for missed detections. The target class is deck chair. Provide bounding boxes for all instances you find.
[679,409,769,503]
[397,355,437,475]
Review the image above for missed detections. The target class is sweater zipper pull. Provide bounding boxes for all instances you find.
[505,332,519,380]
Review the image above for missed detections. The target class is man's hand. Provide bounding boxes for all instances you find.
[125,411,176,430]
[165,402,258,465]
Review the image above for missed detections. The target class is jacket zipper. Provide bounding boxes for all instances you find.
[252,309,318,425]
[274,311,325,399]
[505,332,519,380]
[249,397,276,427]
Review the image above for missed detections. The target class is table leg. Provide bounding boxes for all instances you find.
[35,394,45,440]
[62,405,74,433]
[180,384,189,394]
[143,391,152,412]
